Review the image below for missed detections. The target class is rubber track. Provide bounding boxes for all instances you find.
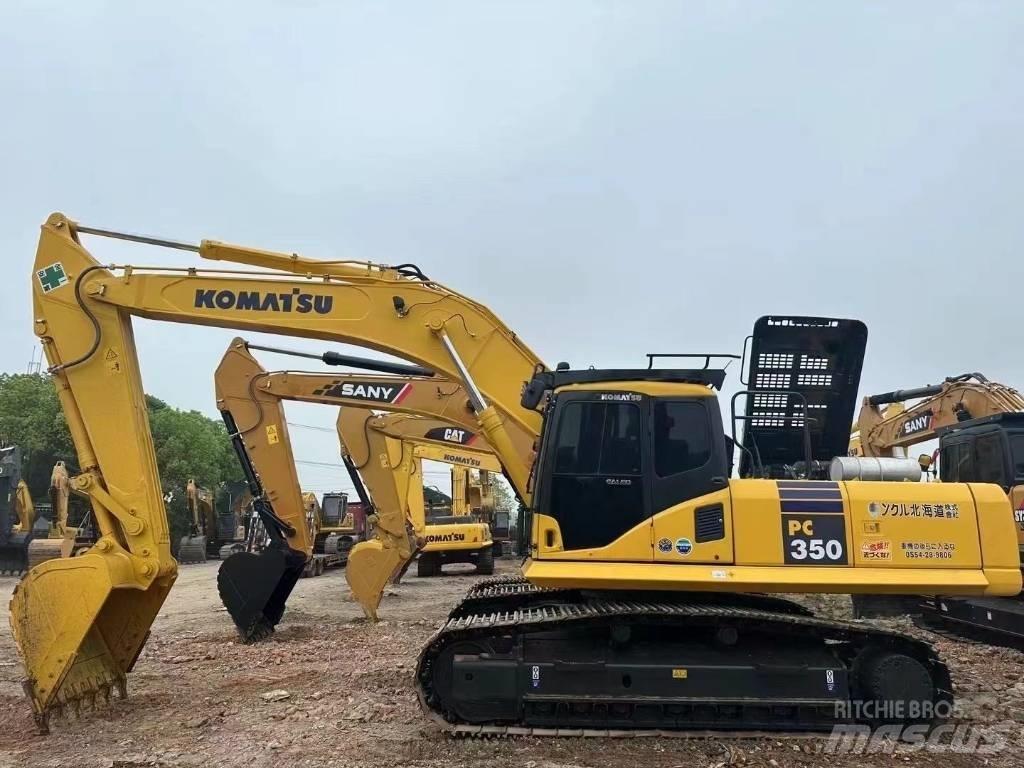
[417,592,952,737]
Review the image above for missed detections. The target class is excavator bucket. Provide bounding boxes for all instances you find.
[217,546,306,642]
[10,552,172,732]
[0,533,33,575]
[345,536,417,620]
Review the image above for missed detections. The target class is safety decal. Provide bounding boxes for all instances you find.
[37,262,69,293]
[675,537,693,556]
[860,538,891,561]
[657,537,673,553]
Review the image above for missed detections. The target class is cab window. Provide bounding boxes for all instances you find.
[974,433,1007,487]
[940,443,960,482]
[547,400,645,551]
[654,401,711,476]
[651,398,723,512]
[553,401,641,475]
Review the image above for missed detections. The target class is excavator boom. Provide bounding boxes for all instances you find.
[856,373,1024,457]
[17,213,544,727]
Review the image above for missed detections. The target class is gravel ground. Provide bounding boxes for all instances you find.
[0,559,1022,768]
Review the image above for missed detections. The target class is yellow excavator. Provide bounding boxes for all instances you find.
[846,374,1024,638]
[177,480,215,564]
[214,336,513,620]
[451,467,513,554]
[449,465,495,518]
[15,214,1022,734]
[314,491,359,566]
[25,461,95,567]
[0,446,36,574]
[853,373,1024,461]
[296,491,347,577]
[336,409,500,581]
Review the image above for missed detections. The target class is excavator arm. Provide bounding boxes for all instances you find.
[856,373,1024,457]
[49,462,70,537]
[337,409,500,614]
[214,337,512,618]
[18,238,175,731]
[18,213,545,728]
[14,480,35,534]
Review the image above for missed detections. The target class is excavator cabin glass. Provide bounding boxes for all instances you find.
[535,390,728,552]
[939,415,1024,492]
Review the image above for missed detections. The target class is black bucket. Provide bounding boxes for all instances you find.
[217,545,306,642]
[0,532,33,575]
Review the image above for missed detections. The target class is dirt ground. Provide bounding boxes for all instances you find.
[1,559,1023,768]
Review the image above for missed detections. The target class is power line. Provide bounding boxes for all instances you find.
[288,422,335,434]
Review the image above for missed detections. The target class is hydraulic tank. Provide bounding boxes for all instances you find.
[830,456,922,482]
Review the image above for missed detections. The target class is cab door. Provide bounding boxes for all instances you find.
[649,399,734,564]
[534,393,653,561]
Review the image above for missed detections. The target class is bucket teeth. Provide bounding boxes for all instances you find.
[33,711,50,735]
[242,616,275,645]
[31,675,126,733]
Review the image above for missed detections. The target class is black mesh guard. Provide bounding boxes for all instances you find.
[740,316,868,477]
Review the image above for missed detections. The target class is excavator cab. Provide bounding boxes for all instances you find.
[938,412,1024,544]
[524,367,730,560]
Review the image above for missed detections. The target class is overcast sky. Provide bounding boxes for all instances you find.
[1,2,1022,495]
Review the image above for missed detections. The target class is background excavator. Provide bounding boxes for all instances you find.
[215,336,523,617]
[296,492,350,576]
[313,491,361,567]
[178,480,215,564]
[335,409,500,580]
[0,445,36,574]
[848,373,1024,639]
[17,214,1021,734]
[25,461,96,567]
[853,373,1024,463]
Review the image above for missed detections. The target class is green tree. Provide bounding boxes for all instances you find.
[0,374,75,492]
[0,373,242,544]
[491,477,516,521]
